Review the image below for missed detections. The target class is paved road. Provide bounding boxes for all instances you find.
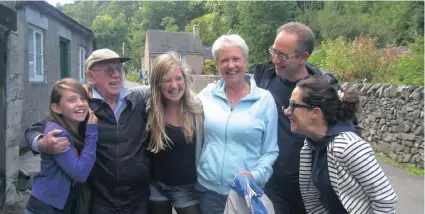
[380,162,424,214]
[125,80,146,88]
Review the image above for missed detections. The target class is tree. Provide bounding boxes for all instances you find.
[91,14,128,53]
[61,1,106,27]
[237,2,297,63]
[161,17,179,32]
[185,13,228,46]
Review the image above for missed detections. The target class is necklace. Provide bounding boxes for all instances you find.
[227,84,248,104]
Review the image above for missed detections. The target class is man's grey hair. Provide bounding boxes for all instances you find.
[277,22,315,55]
[212,34,249,61]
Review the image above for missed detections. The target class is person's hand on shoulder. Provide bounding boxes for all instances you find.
[38,129,70,155]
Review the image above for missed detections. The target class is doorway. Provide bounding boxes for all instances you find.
[59,38,70,79]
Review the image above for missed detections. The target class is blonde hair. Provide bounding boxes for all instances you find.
[48,78,89,151]
[147,52,203,153]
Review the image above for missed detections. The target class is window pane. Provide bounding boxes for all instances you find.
[80,65,85,79]
[35,32,42,54]
[28,28,34,78]
[29,53,34,78]
[36,55,42,75]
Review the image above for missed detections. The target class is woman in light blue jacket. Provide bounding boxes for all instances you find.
[196,34,279,214]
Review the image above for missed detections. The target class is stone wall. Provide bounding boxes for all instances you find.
[190,75,424,168]
[342,83,424,168]
[190,75,222,93]
[1,1,24,205]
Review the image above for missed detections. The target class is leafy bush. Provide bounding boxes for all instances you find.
[308,36,424,86]
[126,73,139,82]
[385,36,424,86]
[203,59,218,75]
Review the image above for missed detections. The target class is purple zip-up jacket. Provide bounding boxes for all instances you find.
[31,122,98,209]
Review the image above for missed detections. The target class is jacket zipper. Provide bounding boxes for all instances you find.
[115,110,120,211]
[221,107,233,193]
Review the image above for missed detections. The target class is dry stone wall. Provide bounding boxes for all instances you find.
[190,75,424,168]
[342,83,424,169]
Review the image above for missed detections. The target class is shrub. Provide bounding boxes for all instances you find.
[203,59,218,75]
[125,73,138,82]
[308,35,424,86]
[385,36,424,86]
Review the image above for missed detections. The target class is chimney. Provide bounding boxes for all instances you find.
[193,24,200,36]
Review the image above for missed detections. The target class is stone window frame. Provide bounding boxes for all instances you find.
[180,54,187,64]
[79,46,86,83]
[28,25,44,83]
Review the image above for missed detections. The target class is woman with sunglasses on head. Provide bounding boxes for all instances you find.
[146,52,204,214]
[284,76,397,214]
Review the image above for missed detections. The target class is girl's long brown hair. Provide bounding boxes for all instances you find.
[48,78,89,151]
[147,52,203,153]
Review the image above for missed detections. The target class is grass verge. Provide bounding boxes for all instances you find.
[375,153,424,175]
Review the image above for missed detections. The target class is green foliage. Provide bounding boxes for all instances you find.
[58,1,423,86]
[203,59,217,75]
[236,1,297,63]
[91,14,128,53]
[125,73,138,82]
[298,1,424,46]
[185,13,228,46]
[308,36,424,86]
[161,17,179,32]
[385,36,424,86]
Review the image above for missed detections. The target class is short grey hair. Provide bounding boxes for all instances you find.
[277,22,315,55]
[212,34,249,61]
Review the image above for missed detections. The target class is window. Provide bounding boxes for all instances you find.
[79,46,86,82]
[180,54,187,64]
[28,26,44,82]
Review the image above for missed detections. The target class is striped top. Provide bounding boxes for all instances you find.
[299,131,397,214]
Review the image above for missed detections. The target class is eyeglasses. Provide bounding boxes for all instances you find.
[268,47,300,61]
[286,100,316,114]
[90,65,123,75]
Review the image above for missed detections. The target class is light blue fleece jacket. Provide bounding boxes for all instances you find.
[197,75,279,195]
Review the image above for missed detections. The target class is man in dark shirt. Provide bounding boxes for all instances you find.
[252,22,348,214]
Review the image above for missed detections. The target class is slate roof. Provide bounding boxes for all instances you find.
[146,30,203,54]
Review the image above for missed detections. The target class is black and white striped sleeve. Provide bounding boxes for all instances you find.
[342,133,398,213]
[299,146,329,214]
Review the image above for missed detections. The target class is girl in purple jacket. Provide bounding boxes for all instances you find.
[25,78,98,214]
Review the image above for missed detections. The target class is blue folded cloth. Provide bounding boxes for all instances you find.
[229,174,268,214]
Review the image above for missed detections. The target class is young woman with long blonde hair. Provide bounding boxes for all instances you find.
[146,52,203,214]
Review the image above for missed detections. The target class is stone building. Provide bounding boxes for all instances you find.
[0,1,94,206]
[142,25,204,75]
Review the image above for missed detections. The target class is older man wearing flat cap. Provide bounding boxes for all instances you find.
[24,48,151,213]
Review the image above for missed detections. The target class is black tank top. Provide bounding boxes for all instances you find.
[150,123,197,186]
